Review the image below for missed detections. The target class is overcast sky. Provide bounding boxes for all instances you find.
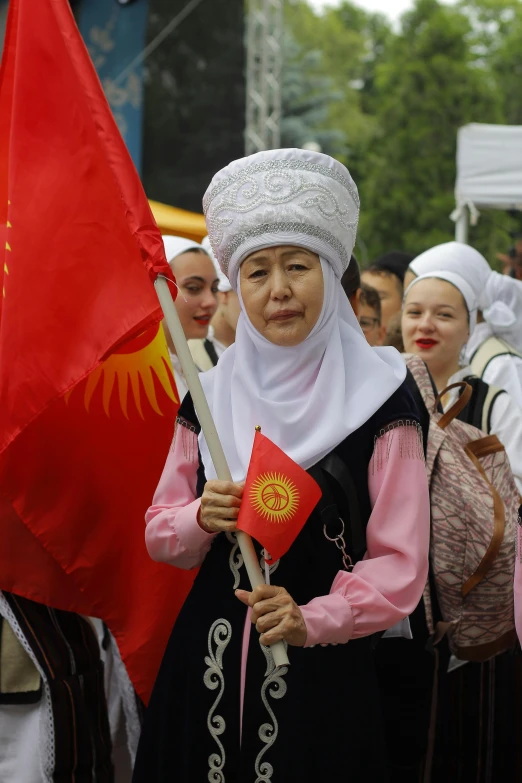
[308,0,455,23]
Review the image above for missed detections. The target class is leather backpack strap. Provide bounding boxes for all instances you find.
[403,354,438,411]
[435,382,473,430]
[461,436,506,597]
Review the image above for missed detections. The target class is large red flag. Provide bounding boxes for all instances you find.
[0,0,172,449]
[237,431,322,564]
[0,0,193,704]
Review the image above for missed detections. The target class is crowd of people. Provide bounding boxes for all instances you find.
[2,147,522,782]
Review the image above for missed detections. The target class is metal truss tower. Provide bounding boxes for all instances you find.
[245,0,284,155]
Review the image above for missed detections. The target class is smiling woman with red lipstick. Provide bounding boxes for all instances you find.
[399,269,522,782]
[402,270,522,493]
[402,275,471,393]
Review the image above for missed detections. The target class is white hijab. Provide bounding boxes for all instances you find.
[162,235,206,264]
[479,273,522,354]
[198,258,406,481]
[409,242,491,302]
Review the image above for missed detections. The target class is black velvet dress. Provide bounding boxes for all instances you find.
[132,382,419,783]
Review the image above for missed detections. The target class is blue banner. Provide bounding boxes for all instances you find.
[77,0,149,174]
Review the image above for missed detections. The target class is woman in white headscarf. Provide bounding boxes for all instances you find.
[405,241,522,408]
[397,269,522,783]
[133,149,430,782]
[402,270,522,491]
[162,235,219,398]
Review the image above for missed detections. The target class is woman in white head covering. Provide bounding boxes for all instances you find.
[401,270,522,782]
[134,149,430,783]
[402,271,522,491]
[162,235,219,398]
[405,241,522,408]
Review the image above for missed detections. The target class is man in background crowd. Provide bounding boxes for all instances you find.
[358,284,386,347]
[340,259,386,347]
[361,251,414,328]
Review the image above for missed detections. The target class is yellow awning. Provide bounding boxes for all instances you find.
[148,199,207,243]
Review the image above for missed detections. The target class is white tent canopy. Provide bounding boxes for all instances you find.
[454,123,522,242]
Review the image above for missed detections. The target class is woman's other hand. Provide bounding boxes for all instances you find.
[236,585,307,647]
[199,480,244,534]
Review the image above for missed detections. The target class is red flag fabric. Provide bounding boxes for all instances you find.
[237,431,322,564]
[0,0,173,452]
[0,0,192,705]
[1,325,195,704]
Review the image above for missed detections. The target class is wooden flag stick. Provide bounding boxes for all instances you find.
[155,277,289,668]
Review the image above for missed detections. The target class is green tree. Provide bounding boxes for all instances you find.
[281,33,345,155]
[460,0,522,124]
[283,0,378,174]
[358,0,504,261]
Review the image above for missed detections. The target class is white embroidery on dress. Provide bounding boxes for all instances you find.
[254,645,289,782]
[226,532,244,589]
[204,619,232,783]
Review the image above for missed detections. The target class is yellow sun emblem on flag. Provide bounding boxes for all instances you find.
[250,472,299,523]
[65,323,177,418]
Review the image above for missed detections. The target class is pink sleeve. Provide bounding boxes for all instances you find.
[300,425,430,647]
[145,421,217,569]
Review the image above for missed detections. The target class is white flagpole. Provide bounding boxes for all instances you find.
[155,277,289,668]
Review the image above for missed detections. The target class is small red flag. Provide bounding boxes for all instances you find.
[237,431,322,564]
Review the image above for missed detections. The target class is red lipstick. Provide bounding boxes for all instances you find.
[416,339,438,349]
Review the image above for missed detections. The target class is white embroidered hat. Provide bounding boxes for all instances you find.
[203,148,360,288]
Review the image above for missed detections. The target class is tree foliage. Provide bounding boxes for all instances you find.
[281,33,346,155]
[284,0,522,264]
